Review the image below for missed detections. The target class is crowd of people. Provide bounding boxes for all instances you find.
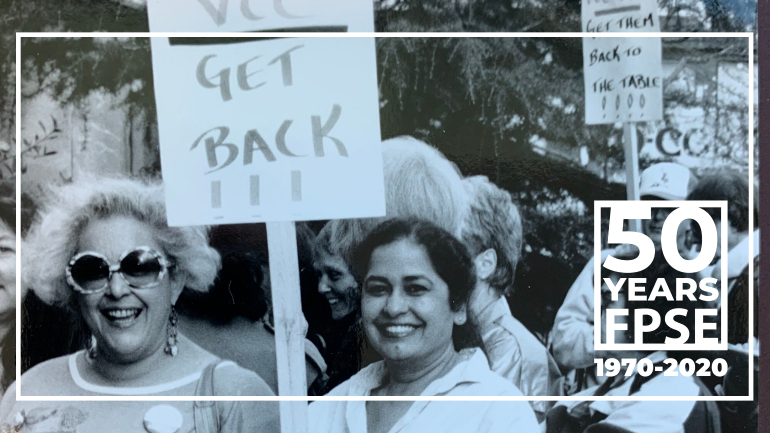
[0,136,759,433]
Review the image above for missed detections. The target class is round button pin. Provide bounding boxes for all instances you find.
[144,404,183,433]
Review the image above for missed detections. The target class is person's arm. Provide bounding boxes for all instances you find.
[712,228,760,284]
[0,382,16,425]
[215,365,281,433]
[550,247,621,371]
[550,256,599,371]
[475,297,524,387]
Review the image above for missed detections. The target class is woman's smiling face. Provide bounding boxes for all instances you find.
[75,216,183,363]
[361,238,461,364]
[314,251,359,321]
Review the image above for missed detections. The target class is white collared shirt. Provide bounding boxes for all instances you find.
[309,348,540,433]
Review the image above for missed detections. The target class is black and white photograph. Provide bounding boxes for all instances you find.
[0,1,762,433]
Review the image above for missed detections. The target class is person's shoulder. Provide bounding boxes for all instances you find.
[18,354,74,395]
[212,361,275,396]
[499,314,543,351]
[464,351,525,397]
[0,381,16,422]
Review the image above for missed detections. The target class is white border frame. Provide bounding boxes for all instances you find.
[15,32,754,402]
[593,200,729,352]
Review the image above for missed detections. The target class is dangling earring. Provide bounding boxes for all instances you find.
[164,306,179,357]
[87,335,98,359]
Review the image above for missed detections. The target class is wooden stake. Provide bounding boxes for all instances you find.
[623,122,642,232]
[266,221,309,433]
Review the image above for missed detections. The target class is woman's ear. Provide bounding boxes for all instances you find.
[473,248,497,281]
[453,304,467,326]
[169,273,185,305]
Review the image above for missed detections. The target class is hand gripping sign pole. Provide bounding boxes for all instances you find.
[582,0,662,233]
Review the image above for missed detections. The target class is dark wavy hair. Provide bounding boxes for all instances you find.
[352,218,476,314]
[687,170,757,234]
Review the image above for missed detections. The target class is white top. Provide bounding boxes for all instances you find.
[2,352,279,433]
[308,348,540,433]
[67,352,237,395]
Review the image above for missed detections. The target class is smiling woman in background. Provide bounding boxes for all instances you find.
[312,219,379,394]
[1,177,278,433]
[309,219,539,433]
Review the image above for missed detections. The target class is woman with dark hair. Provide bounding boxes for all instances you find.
[309,136,473,394]
[309,219,539,433]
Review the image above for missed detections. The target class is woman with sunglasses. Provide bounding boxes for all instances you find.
[0,177,279,433]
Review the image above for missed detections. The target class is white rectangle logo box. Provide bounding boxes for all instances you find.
[593,200,728,352]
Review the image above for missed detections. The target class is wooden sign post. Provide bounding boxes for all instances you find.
[148,35,384,433]
[146,5,384,432]
[622,122,641,232]
[582,0,662,232]
[267,221,309,431]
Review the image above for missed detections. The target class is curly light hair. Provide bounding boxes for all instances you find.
[23,176,221,307]
[319,136,470,268]
[460,175,522,296]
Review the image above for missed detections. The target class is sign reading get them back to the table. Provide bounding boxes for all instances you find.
[582,0,663,125]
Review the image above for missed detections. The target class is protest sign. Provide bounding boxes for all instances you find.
[582,1,662,230]
[150,37,385,226]
[147,0,375,32]
[582,0,660,33]
[582,37,663,125]
[582,0,662,125]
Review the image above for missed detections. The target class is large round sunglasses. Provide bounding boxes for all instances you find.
[66,247,172,294]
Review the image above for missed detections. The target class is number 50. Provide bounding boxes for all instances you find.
[602,201,723,274]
